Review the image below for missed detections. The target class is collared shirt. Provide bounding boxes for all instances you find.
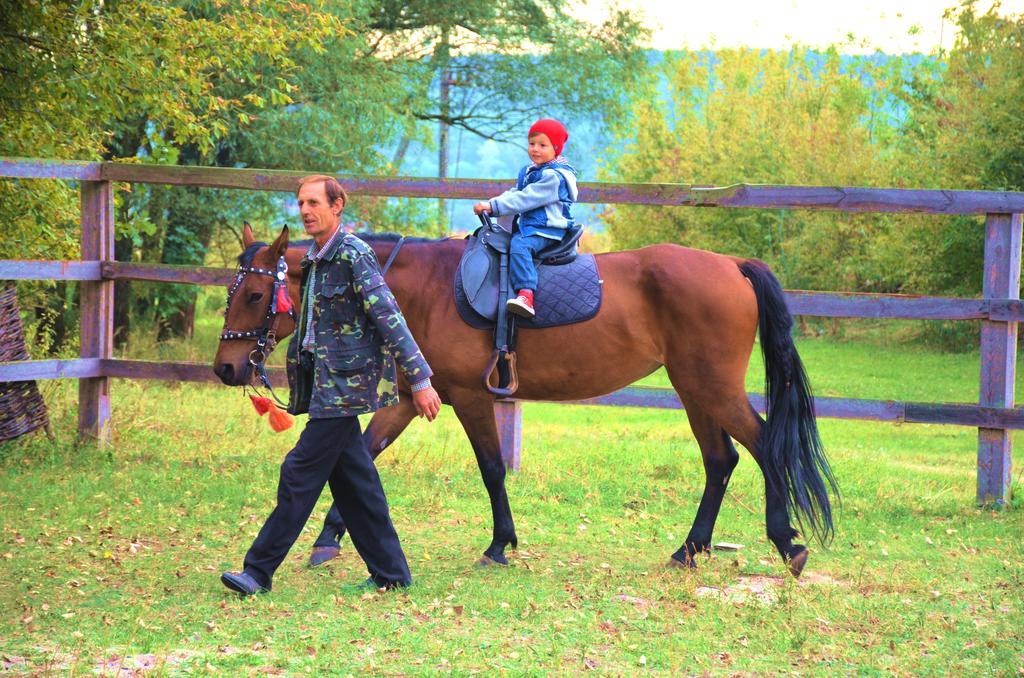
[301,225,344,352]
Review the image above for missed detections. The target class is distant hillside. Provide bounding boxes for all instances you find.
[393,50,927,232]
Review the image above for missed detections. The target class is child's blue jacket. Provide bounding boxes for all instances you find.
[489,159,578,240]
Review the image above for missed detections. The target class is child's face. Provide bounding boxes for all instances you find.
[528,133,557,165]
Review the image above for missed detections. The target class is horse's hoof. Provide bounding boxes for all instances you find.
[666,556,696,570]
[308,546,340,567]
[476,555,508,568]
[786,547,809,578]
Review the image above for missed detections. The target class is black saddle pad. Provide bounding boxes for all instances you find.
[454,254,603,330]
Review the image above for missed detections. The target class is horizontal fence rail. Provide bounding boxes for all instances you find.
[100,262,235,286]
[3,260,1024,322]
[0,158,103,181]
[1,158,1022,504]
[5,157,1024,213]
[0,358,103,381]
[0,260,102,281]
[5,359,1023,431]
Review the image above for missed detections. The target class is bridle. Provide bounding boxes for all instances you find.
[220,253,294,401]
[218,235,407,404]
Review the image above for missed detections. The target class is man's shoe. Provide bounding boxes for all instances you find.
[220,571,269,597]
[506,290,536,318]
[308,545,341,567]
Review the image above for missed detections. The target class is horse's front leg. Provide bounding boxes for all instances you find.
[449,387,518,566]
[309,395,418,566]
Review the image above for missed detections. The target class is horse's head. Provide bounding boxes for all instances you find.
[213,223,297,386]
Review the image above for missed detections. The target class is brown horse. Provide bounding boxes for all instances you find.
[213,224,837,577]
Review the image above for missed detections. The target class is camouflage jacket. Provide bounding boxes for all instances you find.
[286,233,432,418]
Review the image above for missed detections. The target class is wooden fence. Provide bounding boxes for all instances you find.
[2,157,1023,505]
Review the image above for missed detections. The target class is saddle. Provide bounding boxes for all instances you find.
[454,215,603,396]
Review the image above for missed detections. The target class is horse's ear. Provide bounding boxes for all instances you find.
[269,225,290,258]
[242,221,255,248]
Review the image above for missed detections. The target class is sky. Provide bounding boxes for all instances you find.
[573,0,1024,53]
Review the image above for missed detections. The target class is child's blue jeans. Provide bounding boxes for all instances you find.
[509,232,554,293]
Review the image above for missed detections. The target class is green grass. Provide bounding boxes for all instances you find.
[1,335,1023,674]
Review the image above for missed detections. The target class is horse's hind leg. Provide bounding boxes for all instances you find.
[667,370,807,576]
[668,399,740,568]
[309,396,418,566]
[700,398,808,577]
[447,386,518,566]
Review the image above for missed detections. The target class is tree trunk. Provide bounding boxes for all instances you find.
[113,236,133,350]
[103,119,148,350]
[155,143,228,340]
[157,184,208,341]
[33,281,70,356]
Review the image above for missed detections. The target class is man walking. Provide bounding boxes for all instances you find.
[221,175,441,595]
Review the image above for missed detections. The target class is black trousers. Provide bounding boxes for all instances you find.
[242,416,411,588]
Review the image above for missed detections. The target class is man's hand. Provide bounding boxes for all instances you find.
[473,201,492,215]
[411,386,441,422]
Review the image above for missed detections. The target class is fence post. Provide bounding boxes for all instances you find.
[79,181,114,443]
[494,400,522,471]
[978,212,1022,505]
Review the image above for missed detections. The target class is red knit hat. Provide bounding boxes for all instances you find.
[528,118,569,156]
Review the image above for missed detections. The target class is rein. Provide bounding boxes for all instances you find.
[220,235,406,407]
[381,235,406,274]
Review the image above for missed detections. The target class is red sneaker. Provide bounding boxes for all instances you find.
[506,289,536,318]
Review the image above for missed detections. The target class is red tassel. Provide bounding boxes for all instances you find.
[276,286,293,313]
[267,401,295,432]
[250,395,272,416]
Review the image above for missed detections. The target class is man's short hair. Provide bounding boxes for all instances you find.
[297,174,348,207]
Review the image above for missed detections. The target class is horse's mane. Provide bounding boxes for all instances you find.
[238,242,266,267]
[354,231,450,244]
[239,232,451,265]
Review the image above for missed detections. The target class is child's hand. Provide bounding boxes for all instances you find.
[473,201,492,215]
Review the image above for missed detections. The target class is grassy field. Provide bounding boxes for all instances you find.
[1,335,1023,674]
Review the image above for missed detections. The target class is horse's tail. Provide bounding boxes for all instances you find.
[739,259,839,544]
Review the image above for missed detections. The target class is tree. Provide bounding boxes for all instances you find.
[357,1,647,143]
[1,0,346,348]
[2,1,647,350]
[601,47,905,293]
[890,2,1024,299]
